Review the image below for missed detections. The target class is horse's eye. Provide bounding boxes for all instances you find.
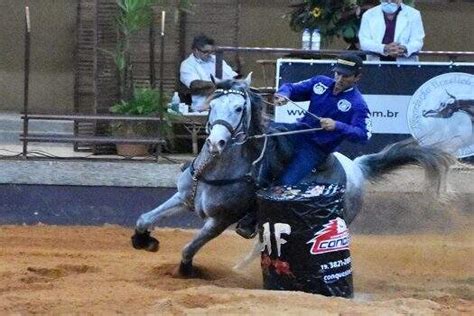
[235,107,243,113]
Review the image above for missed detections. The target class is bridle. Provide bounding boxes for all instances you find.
[184,88,254,210]
[206,88,251,142]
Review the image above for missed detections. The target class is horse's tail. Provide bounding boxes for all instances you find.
[354,138,455,186]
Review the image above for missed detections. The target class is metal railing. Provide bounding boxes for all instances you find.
[20,114,166,160]
[214,46,474,78]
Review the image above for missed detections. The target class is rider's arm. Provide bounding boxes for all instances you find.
[334,105,372,143]
[180,61,215,95]
[189,80,215,95]
[276,77,318,102]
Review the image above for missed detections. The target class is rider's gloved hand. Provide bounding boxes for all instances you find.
[320,118,337,131]
[273,94,288,106]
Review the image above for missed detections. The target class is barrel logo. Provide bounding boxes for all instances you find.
[307,217,350,255]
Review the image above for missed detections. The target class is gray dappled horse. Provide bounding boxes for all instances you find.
[132,75,453,277]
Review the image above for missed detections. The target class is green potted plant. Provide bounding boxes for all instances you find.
[113,0,191,101]
[105,0,190,157]
[110,88,175,156]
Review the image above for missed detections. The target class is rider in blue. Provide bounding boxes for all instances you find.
[236,52,372,238]
[272,53,372,184]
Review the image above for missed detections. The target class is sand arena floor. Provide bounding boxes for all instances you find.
[0,223,472,315]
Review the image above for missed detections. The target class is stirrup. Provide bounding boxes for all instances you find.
[235,224,257,239]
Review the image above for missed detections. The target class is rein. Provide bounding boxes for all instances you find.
[234,96,324,145]
[185,152,254,211]
[235,126,324,143]
[262,95,322,121]
[184,154,212,209]
[189,160,253,186]
[185,87,326,210]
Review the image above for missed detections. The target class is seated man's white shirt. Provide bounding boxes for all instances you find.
[180,54,237,111]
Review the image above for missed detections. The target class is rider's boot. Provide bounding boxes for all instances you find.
[236,211,257,239]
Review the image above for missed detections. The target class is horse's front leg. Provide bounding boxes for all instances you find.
[178,218,232,277]
[132,192,188,252]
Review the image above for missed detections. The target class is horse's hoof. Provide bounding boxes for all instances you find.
[131,230,160,252]
[176,261,196,278]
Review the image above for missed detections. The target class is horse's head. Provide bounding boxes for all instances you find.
[205,73,260,155]
[422,91,458,118]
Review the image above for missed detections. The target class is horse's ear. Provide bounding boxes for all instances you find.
[445,90,456,99]
[243,72,252,87]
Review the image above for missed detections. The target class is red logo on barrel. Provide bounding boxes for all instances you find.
[307,217,350,255]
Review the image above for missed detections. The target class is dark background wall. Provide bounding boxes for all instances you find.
[0,0,473,113]
[0,0,76,113]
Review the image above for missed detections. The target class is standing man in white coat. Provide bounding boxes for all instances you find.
[358,0,425,62]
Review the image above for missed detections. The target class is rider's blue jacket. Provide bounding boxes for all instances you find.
[277,75,372,153]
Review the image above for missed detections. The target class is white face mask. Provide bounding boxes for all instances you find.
[381,2,399,14]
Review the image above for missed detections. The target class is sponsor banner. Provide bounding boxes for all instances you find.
[275,95,411,134]
[365,95,410,134]
[275,59,474,157]
[407,72,474,158]
[307,217,350,255]
[274,101,309,123]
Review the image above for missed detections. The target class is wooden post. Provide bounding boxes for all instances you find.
[22,0,31,158]
[149,10,156,89]
[157,10,166,159]
[215,50,223,79]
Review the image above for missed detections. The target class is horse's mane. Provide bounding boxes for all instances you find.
[213,79,295,186]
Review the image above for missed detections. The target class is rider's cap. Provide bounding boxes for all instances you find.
[333,53,363,75]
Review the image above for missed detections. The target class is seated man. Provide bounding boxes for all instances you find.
[236,53,372,238]
[358,0,425,62]
[180,34,238,112]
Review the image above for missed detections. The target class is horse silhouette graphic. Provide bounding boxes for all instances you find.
[421,91,474,156]
[422,91,474,121]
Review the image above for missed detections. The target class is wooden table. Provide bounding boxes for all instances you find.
[171,112,208,154]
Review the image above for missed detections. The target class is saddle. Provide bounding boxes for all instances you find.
[304,153,346,185]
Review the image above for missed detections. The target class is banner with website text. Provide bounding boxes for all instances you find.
[275,59,474,158]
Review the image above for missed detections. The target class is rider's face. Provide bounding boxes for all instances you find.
[333,72,361,94]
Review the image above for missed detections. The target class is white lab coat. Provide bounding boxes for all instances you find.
[358,3,425,62]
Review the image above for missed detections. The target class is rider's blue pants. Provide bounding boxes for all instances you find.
[266,122,328,185]
[278,135,328,185]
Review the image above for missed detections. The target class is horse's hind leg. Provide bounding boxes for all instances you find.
[178,218,232,277]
